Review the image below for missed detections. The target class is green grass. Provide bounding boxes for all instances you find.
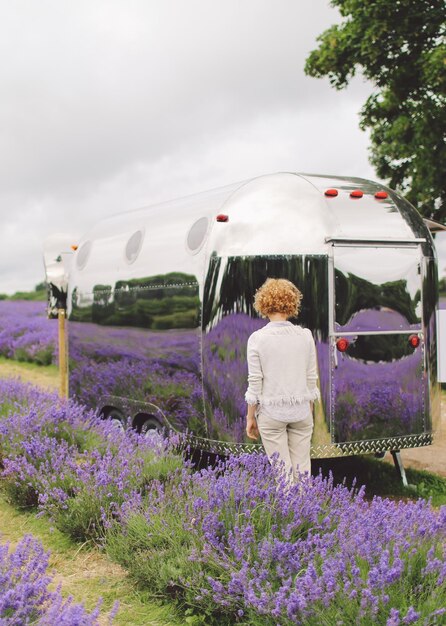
[0,494,183,626]
[0,355,58,374]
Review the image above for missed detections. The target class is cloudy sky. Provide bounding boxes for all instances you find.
[0,0,379,294]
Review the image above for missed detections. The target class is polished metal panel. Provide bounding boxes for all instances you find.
[67,181,243,301]
[435,230,446,382]
[422,256,441,430]
[201,254,330,444]
[330,242,431,444]
[43,234,76,317]
[205,174,337,257]
[46,171,440,458]
[331,335,425,443]
[300,174,434,250]
[68,278,205,436]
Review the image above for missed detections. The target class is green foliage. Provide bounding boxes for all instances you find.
[106,495,236,625]
[305,0,446,221]
[14,345,53,366]
[42,419,105,453]
[71,272,200,330]
[9,289,47,301]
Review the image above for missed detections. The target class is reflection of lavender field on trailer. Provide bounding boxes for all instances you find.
[44,172,442,460]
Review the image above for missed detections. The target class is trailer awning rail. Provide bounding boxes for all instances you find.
[325,237,426,246]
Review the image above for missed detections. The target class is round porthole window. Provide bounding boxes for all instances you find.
[76,241,92,270]
[125,230,144,264]
[187,217,209,253]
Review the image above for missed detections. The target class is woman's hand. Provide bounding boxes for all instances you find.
[246,415,259,440]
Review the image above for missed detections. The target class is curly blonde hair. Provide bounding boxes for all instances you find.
[253,278,302,319]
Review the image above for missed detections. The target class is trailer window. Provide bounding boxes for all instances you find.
[334,245,422,332]
[187,217,209,253]
[76,241,92,270]
[125,230,144,264]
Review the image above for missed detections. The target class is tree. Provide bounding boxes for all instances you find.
[305,0,446,221]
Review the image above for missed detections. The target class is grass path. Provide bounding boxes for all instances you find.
[0,497,183,626]
[0,355,59,391]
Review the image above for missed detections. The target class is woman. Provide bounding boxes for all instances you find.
[245,278,319,483]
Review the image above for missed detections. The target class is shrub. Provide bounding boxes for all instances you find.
[108,454,446,625]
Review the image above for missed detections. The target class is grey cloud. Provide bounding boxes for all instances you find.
[0,0,377,292]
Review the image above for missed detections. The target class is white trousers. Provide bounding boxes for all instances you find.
[256,413,313,483]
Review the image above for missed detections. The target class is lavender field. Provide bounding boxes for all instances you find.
[0,379,445,625]
[0,300,432,446]
[0,300,57,366]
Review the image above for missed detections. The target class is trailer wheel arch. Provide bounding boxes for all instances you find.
[100,405,127,430]
[132,412,164,436]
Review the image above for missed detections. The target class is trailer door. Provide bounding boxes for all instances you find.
[330,243,426,444]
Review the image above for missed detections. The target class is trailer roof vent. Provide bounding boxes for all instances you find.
[76,241,92,270]
[187,216,209,254]
[125,230,144,264]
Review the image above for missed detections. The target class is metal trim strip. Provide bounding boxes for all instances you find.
[325,237,426,245]
[183,432,433,457]
[332,330,423,336]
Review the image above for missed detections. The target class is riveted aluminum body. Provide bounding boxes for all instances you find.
[54,172,440,456]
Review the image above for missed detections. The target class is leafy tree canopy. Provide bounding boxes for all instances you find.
[305,0,446,221]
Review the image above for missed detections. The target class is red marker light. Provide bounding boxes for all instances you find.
[409,334,420,348]
[325,189,338,197]
[375,191,388,200]
[336,338,349,352]
[216,214,229,222]
[350,190,364,198]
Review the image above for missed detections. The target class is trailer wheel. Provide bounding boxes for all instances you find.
[136,415,165,443]
[104,408,126,432]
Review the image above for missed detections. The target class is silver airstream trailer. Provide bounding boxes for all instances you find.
[44,172,442,474]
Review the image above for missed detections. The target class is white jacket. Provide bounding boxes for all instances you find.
[245,321,320,410]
